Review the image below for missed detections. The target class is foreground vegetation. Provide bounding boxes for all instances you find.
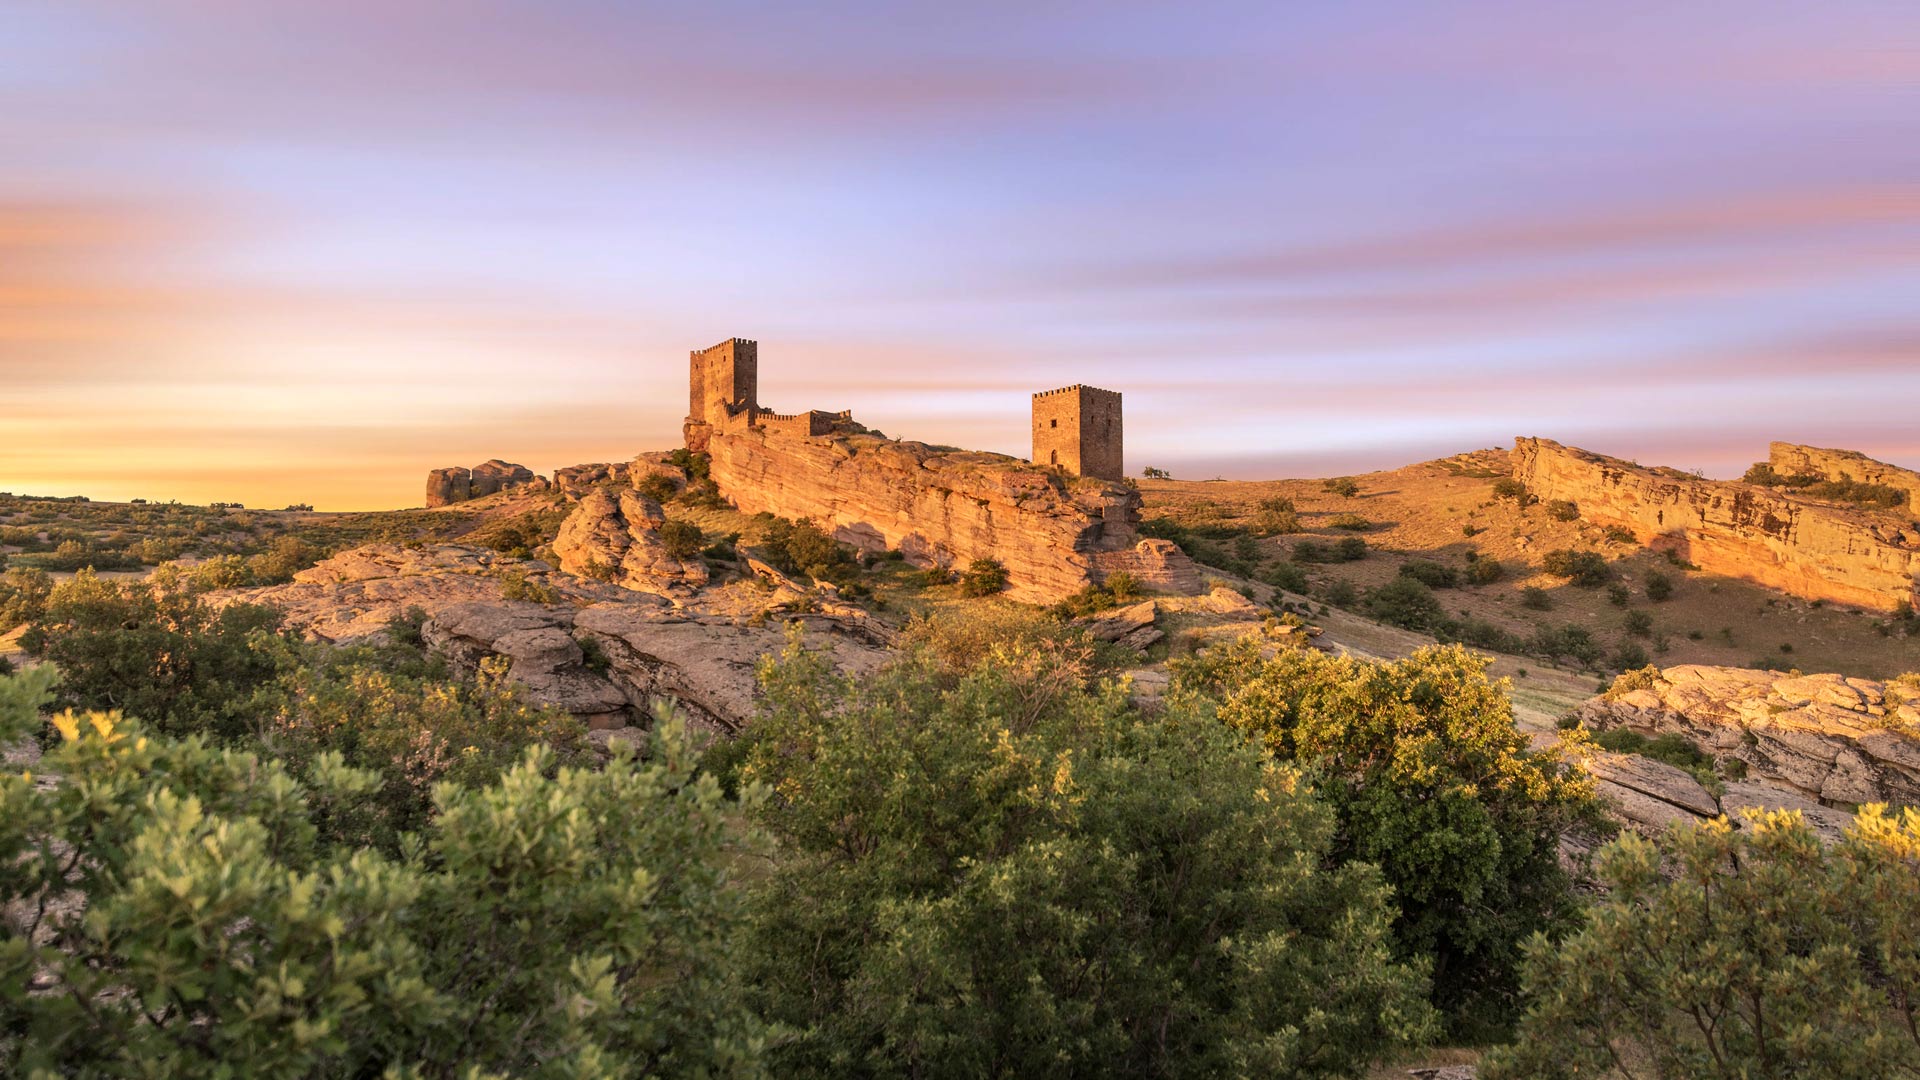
[2,564,1919,1075]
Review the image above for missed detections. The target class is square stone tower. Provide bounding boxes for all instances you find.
[1033,384,1123,480]
[685,337,758,450]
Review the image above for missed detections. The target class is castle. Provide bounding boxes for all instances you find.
[683,336,1124,479]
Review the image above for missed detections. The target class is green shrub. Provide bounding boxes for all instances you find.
[1104,570,1141,600]
[0,669,767,1077]
[21,570,288,743]
[1399,560,1459,589]
[1463,556,1505,585]
[496,568,561,604]
[1486,808,1920,1079]
[1623,610,1654,637]
[1545,500,1579,522]
[759,516,859,587]
[1323,477,1361,497]
[1541,549,1611,587]
[743,631,1435,1075]
[1602,525,1637,545]
[1173,641,1595,1030]
[0,567,52,628]
[1644,569,1674,602]
[1492,478,1531,504]
[658,519,705,560]
[1335,536,1369,561]
[634,471,680,503]
[1519,585,1552,610]
[1321,578,1359,608]
[1530,624,1603,668]
[1253,507,1301,535]
[1259,560,1309,594]
[1328,512,1371,531]
[1361,576,1446,631]
[959,557,1010,597]
[1609,640,1652,671]
[1606,583,1631,606]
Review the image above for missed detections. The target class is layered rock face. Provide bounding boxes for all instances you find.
[1578,665,1920,837]
[552,462,629,494]
[425,460,542,507]
[551,490,709,596]
[707,427,1201,602]
[1512,437,1920,612]
[1770,442,1920,513]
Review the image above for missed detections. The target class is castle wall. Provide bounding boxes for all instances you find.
[1769,443,1920,514]
[1512,437,1920,612]
[708,427,1198,602]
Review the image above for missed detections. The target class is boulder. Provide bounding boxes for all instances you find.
[425,467,471,508]
[1198,586,1261,617]
[469,459,537,498]
[554,462,631,495]
[1078,600,1158,643]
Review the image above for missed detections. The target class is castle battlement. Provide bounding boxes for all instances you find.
[1033,384,1119,400]
[1033,384,1123,481]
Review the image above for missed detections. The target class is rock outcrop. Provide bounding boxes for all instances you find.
[1511,437,1920,612]
[551,490,710,596]
[425,460,543,507]
[1769,442,1920,514]
[219,543,889,735]
[553,462,630,495]
[708,427,1201,602]
[1577,664,1920,811]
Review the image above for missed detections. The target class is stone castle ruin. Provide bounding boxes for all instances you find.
[684,337,1197,601]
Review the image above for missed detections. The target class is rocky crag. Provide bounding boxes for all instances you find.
[1769,442,1920,514]
[551,489,709,596]
[1511,437,1920,612]
[220,544,890,739]
[709,427,1199,603]
[1577,664,1920,840]
[425,460,541,507]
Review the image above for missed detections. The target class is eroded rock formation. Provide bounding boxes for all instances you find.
[425,460,542,507]
[551,490,709,596]
[708,427,1200,602]
[1769,442,1920,513]
[218,543,889,736]
[1512,437,1920,611]
[1577,665,1920,836]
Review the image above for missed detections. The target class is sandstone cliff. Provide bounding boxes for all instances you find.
[1769,442,1920,513]
[708,427,1200,602]
[1511,437,1920,612]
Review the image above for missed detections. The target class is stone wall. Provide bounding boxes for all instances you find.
[708,426,1198,602]
[1512,437,1920,612]
[1769,442,1920,513]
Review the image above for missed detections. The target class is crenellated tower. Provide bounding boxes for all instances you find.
[1032,384,1123,481]
[684,337,759,451]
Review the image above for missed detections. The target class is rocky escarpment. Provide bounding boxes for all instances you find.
[551,490,709,596]
[708,427,1201,602]
[1512,437,1920,612]
[219,543,889,735]
[425,459,542,507]
[1579,664,1920,807]
[1769,442,1920,514]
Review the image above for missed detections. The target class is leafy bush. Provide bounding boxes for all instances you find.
[1328,512,1371,531]
[1399,560,1459,589]
[1606,583,1631,606]
[1492,478,1531,504]
[0,669,768,1077]
[21,570,288,743]
[1623,609,1654,637]
[1104,570,1141,600]
[245,534,326,584]
[1259,560,1309,594]
[1254,507,1302,535]
[1362,576,1446,630]
[1323,476,1361,497]
[1541,549,1611,587]
[741,631,1434,1076]
[496,568,561,604]
[658,519,705,559]
[1742,463,1910,509]
[1608,640,1652,673]
[1644,570,1674,601]
[1602,525,1637,545]
[959,557,1010,597]
[1173,642,1595,1029]
[1519,585,1552,610]
[634,471,681,503]
[1544,500,1579,522]
[758,516,859,587]
[1335,535,1369,560]
[1487,808,1920,1079]
[0,567,52,628]
[1530,624,1604,668]
[1463,556,1505,585]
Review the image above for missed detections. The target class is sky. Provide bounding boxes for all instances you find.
[2,0,1917,510]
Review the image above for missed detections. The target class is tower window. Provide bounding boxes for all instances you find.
[1050,419,1058,428]
[1050,450,1059,465]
